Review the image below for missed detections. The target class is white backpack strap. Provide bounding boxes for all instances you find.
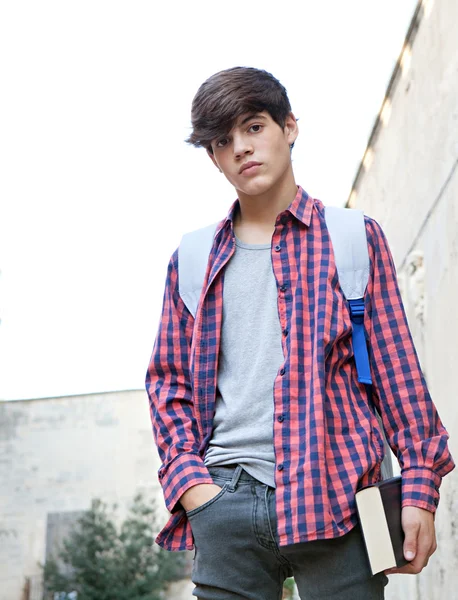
[324,206,369,300]
[325,205,372,384]
[178,222,219,318]
[325,205,393,478]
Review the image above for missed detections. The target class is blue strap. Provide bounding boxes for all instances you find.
[350,298,393,478]
[348,298,372,385]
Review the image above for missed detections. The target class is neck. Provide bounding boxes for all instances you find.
[233,170,298,243]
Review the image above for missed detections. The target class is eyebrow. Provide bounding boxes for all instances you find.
[239,113,266,126]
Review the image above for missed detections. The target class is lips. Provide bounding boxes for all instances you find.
[239,161,262,174]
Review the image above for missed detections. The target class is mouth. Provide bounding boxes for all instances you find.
[239,161,262,175]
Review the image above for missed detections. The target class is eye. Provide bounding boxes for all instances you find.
[216,137,229,148]
[249,124,262,133]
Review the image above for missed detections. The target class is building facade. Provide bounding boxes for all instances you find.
[348,0,458,597]
[0,390,193,600]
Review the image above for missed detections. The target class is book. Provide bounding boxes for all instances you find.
[355,476,410,575]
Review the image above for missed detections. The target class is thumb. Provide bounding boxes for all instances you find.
[403,518,419,562]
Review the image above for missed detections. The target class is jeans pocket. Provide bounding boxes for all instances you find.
[186,483,228,518]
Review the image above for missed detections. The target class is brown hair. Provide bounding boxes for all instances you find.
[186,66,292,152]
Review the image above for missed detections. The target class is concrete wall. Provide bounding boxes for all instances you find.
[350,0,458,597]
[0,390,189,600]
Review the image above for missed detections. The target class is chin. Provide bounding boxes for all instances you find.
[235,176,275,197]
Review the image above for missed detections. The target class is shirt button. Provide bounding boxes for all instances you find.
[280,284,288,293]
[277,464,284,471]
[279,368,286,376]
[274,244,281,252]
[283,328,289,336]
[277,415,284,422]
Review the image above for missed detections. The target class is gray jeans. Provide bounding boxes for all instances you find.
[187,465,388,600]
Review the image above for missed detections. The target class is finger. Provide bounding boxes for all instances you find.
[385,562,422,576]
[403,537,417,562]
[402,520,420,562]
[386,551,429,576]
[414,531,436,567]
[386,542,428,575]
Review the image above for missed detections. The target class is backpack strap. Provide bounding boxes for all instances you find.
[178,222,219,318]
[325,206,393,479]
[324,206,372,385]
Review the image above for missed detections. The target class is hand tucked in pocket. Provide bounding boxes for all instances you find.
[180,483,223,513]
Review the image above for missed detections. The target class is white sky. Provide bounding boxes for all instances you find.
[0,1,419,400]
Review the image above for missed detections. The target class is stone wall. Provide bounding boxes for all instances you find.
[349,0,458,597]
[0,390,190,600]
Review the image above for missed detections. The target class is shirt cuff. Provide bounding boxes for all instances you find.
[159,452,214,513]
[401,467,441,513]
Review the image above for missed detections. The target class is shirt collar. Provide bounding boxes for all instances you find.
[217,185,314,236]
[286,186,313,227]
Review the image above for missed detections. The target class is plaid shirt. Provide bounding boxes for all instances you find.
[146,186,454,551]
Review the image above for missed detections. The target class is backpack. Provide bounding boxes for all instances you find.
[178,206,393,480]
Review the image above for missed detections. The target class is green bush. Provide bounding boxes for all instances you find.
[282,577,296,599]
[43,494,185,600]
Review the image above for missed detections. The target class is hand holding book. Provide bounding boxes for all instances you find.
[355,476,437,575]
[384,505,437,575]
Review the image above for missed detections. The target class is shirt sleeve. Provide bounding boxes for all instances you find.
[364,217,455,513]
[145,250,213,514]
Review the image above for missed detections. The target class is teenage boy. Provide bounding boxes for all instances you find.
[146,67,454,599]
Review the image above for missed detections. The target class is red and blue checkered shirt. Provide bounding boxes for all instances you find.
[146,186,454,551]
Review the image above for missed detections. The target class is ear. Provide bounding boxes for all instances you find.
[207,149,222,172]
[284,112,299,146]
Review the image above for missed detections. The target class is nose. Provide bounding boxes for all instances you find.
[232,132,253,159]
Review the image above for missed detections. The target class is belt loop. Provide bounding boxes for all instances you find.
[227,465,243,491]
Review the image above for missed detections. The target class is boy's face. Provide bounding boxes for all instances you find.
[207,111,298,197]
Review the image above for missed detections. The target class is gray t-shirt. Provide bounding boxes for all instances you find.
[204,236,284,487]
